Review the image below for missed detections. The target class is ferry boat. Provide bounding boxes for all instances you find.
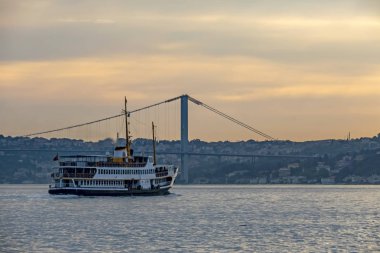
[48,98,179,196]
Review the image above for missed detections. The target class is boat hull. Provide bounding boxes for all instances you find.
[48,187,171,196]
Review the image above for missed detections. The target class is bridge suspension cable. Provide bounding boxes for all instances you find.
[24,113,124,137]
[188,96,276,141]
[23,94,275,141]
[24,96,182,137]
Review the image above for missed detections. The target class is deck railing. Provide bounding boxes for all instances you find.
[54,173,96,178]
[52,170,172,179]
[58,162,147,168]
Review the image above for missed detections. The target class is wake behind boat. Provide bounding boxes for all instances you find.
[48,98,179,196]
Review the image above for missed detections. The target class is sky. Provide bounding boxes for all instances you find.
[0,0,380,141]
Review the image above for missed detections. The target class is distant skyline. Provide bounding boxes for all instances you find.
[1,0,380,141]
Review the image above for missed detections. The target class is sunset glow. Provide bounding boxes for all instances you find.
[1,0,379,141]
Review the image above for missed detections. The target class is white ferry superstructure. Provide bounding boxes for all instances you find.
[48,153,178,196]
[48,97,179,196]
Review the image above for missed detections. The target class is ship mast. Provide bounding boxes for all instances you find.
[152,121,157,165]
[124,97,131,158]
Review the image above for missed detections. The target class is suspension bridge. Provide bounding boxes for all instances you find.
[7,94,318,183]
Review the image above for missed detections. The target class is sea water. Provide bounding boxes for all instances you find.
[1,184,379,252]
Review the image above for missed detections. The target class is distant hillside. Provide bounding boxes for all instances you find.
[0,134,379,184]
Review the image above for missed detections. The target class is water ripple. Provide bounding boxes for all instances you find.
[1,185,380,252]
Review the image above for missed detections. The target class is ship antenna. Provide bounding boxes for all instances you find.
[152,121,157,165]
[125,97,131,158]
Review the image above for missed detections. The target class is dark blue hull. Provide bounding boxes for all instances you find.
[48,187,170,196]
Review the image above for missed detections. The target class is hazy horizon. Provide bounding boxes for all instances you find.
[2,131,379,144]
[1,0,380,141]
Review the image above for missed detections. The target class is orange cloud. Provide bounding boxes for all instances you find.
[1,55,379,103]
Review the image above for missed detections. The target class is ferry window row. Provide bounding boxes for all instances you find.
[154,178,167,184]
[97,169,155,175]
[79,180,122,186]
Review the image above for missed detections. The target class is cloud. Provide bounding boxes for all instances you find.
[1,55,379,103]
[215,84,380,101]
[1,0,380,66]
[1,0,380,140]
[1,54,379,140]
[57,18,115,24]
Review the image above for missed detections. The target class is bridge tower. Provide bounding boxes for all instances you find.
[180,94,189,183]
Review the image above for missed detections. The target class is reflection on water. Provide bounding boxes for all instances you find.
[1,185,379,252]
